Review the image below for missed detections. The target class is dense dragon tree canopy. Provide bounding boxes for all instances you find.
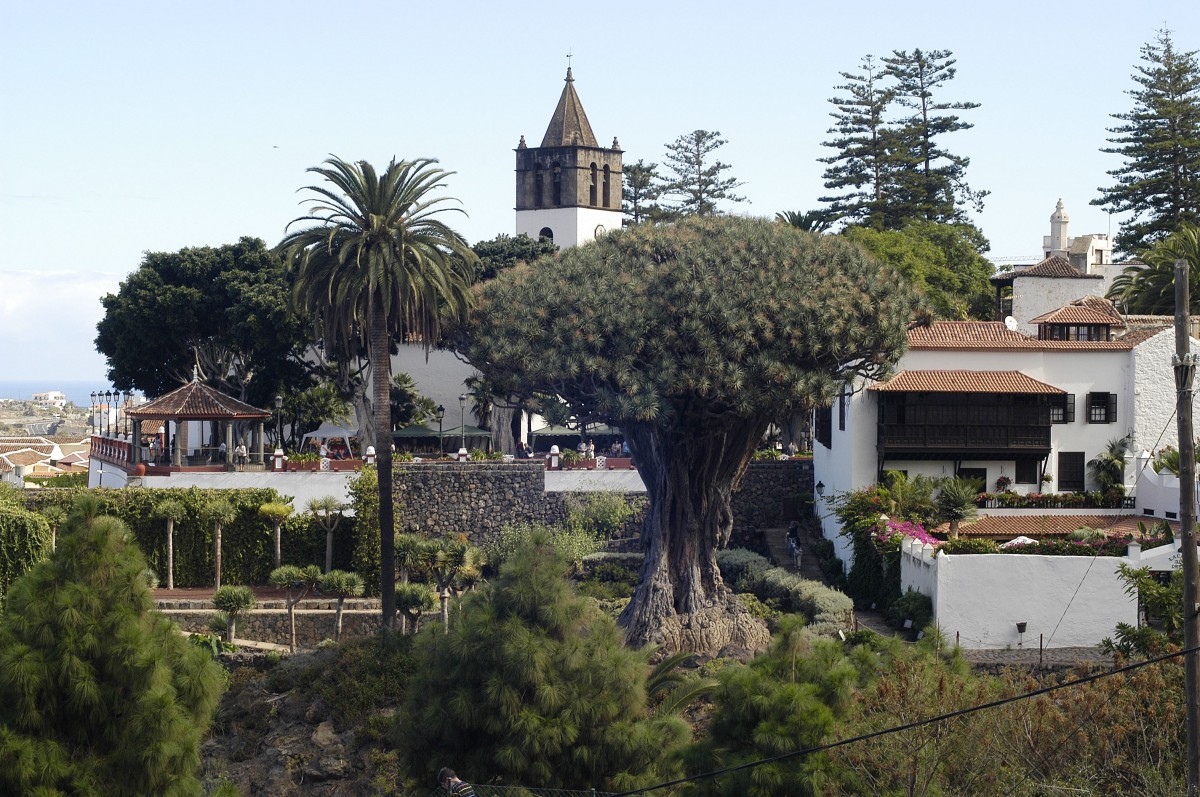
[459,216,917,428]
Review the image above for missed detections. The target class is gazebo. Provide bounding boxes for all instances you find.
[127,377,273,469]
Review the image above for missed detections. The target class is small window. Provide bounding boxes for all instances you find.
[1086,392,1117,424]
[1015,459,1038,484]
[815,405,832,449]
[957,468,987,488]
[589,163,598,206]
[552,164,562,205]
[538,227,554,243]
[535,169,544,207]
[838,391,846,431]
[603,164,611,207]
[1050,394,1075,424]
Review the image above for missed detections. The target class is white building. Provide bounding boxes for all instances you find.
[31,390,66,408]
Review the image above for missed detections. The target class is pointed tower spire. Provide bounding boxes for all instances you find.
[540,67,598,148]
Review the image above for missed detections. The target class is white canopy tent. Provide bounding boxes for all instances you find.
[300,423,359,457]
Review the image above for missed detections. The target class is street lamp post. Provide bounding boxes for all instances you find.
[436,404,445,456]
[458,394,468,453]
[274,395,284,450]
[90,392,97,435]
[104,391,112,435]
[123,391,132,435]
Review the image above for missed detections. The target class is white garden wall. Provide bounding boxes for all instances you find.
[900,540,1136,649]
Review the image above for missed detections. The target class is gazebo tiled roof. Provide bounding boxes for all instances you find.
[128,378,270,421]
[868,370,1065,394]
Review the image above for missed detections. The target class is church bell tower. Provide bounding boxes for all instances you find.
[515,67,623,248]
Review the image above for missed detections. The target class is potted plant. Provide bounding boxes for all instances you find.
[994,475,1012,493]
[1041,472,1054,487]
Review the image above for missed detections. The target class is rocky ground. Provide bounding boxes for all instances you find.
[201,647,408,797]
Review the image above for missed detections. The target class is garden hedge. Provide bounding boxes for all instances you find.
[0,505,53,605]
[23,488,355,587]
[716,548,854,635]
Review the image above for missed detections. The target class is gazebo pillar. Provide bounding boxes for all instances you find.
[224,422,234,467]
[130,419,141,465]
[255,421,265,464]
[172,421,183,467]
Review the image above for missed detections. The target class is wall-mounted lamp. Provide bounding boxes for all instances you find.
[1016,621,1028,647]
[815,480,825,497]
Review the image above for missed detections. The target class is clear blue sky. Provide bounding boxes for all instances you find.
[2,0,1197,382]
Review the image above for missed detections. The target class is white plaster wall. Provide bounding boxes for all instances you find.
[921,552,1135,649]
[389,346,479,427]
[813,380,879,567]
[1132,329,1200,454]
[88,458,129,489]
[516,206,622,249]
[1011,277,1105,334]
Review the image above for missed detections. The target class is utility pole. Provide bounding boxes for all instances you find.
[1174,256,1200,797]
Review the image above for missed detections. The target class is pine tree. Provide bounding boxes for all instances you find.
[882,48,986,224]
[621,159,666,225]
[1093,29,1200,255]
[398,530,688,790]
[0,504,224,795]
[819,55,898,228]
[659,130,746,216]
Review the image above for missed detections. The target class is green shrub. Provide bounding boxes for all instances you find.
[398,531,687,790]
[581,551,644,571]
[0,505,53,606]
[484,520,604,573]
[23,487,345,588]
[565,491,637,539]
[887,588,933,630]
[0,503,225,795]
[716,548,853,634]
[752,447,782,460]
[939,538,1000,555]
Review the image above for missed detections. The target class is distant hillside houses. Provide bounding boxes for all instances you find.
[0,435,89,486]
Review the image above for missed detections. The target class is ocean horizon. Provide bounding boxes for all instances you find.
[0,380,120,408]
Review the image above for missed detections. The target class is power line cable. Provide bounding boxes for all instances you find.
[610,645,1197,797]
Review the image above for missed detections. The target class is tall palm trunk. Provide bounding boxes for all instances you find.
[166,518,175,590]
[370,306,396,630]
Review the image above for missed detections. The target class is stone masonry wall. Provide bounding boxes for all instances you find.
[164,607,383,648]
[392,459,812,552]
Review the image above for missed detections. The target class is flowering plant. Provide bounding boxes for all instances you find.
[872,519,941,548]
[994,475,1012,492]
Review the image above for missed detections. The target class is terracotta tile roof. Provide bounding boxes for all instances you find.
[57,451,89,465]
[1075,295,1124,321]
[1029,305,1127,326]
[0,436,53,445]
[0,443,54,456]
[0,461,11,473]
[129,379,270,421]
[1,449,51,467]
[906,321,1166,351]
[939,514,1180,539]
[908,321,1031,345]
[868,370,1065,394]
[1015,256,1101,279]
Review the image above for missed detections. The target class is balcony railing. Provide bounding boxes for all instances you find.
[878,424,1052,451]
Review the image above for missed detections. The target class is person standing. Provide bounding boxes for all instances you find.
[437,768,477,797]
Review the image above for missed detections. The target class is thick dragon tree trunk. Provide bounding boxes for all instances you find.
[370,309,397,630]
[618,419,772,656]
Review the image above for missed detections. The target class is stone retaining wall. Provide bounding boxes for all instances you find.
[392,459,813,553]
[163,608,383,648]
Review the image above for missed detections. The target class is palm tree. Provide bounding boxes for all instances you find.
[279,156,477,630]
[1107,225,1200,313]
[775,209,834,233]
[936,477,981,540]
[1089,437,1130,497]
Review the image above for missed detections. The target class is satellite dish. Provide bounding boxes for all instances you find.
[1004,316,1018,331]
